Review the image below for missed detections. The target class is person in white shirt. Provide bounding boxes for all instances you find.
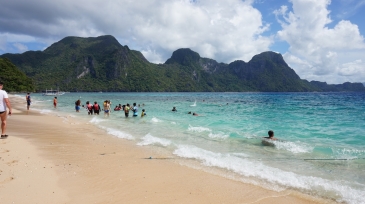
[0,81,12,138]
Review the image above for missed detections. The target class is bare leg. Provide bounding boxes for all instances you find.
[0,113,6,135]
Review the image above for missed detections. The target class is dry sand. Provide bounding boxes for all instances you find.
[0,96,335,204]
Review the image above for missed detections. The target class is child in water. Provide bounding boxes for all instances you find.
[141,109,146,117]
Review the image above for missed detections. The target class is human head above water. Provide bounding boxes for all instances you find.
[268,130,274,137]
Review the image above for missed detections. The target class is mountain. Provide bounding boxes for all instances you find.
[0,58,35,92]
[1,35,364,92]
[226,52,314,91]
[308,81,365,92]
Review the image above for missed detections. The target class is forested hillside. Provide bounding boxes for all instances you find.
[1,35,364,92]
[0,58,35,92]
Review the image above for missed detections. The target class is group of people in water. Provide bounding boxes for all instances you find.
[0,85,278,144]
[16,89,279,144]
[171,106,200,116]
[75,99,146,118]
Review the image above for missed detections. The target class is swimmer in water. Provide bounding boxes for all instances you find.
[264,130,277,140]
[262,130,277,146]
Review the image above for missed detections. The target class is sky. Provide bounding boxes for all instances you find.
[0,0,364,84]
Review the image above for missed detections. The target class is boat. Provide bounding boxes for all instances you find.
[42,88,66,96]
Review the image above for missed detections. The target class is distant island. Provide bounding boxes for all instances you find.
[1,35,364,92]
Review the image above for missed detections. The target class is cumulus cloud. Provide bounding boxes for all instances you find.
[0,33,42,53]
[275,0,365,83]
[0,0,272,63]
[2,0,364,84]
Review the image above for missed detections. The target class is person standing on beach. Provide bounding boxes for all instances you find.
[26,93,31,110]
[0,81,12,138]
[53,97,57,108]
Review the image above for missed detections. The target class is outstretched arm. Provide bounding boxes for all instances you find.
[5,98,12,115]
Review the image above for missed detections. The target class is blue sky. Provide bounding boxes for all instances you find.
[0,0,364,84]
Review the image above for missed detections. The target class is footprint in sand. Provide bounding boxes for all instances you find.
[0,176,15,184]
[1,149,10,153]
[7,160,18,166]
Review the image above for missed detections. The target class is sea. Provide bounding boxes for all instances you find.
[13,92,365,204]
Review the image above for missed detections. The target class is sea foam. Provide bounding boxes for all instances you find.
[173,145,365,204]
[208,132,229,140]
[188,125,211,133]
[89,117,106,124]
[105,128,134,140]
[273,140,313,154]
[333,147,365,159]
[39,109,53,114]
[137,133,172,147]
[151,117,163,123]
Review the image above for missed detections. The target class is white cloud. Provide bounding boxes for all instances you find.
[0,33,47,53]
[2,0,364,84]
[126,0,273,63]
[339,59,365,76]
[0,0,272,63]
[141,49,165,64]
[275,0,365,83]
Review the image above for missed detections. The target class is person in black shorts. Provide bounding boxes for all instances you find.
[93,101,100,115]
[124,103,130,117]
[86,101,93,115]
[26,93,31,110]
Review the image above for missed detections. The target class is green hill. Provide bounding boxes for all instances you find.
[1,35,364,92]
[0,58,35,92]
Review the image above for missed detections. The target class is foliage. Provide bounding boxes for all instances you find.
[1,35,364,92]
[0,58,35,92]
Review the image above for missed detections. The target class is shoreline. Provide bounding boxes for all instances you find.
[0,95,335,203]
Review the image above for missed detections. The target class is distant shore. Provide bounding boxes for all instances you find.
[0,95,334,203]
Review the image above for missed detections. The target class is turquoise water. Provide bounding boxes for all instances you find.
[19,92,365,203]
